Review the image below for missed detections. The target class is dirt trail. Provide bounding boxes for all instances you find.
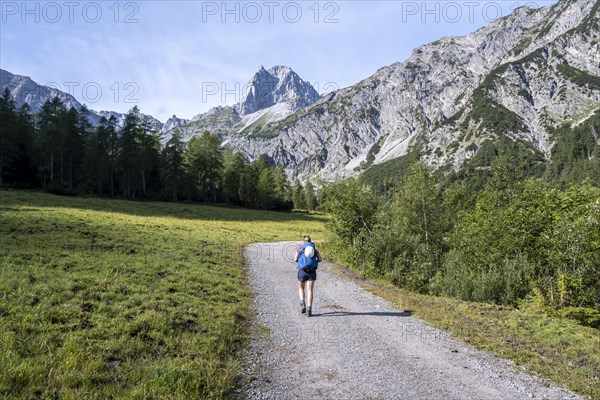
[242,242,581,400]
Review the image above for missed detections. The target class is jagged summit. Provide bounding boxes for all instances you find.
[163,65,321,141]
[234,65,320,116]
[160,115,189,135]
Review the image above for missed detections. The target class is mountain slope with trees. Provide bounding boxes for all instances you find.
[0,90,319,211]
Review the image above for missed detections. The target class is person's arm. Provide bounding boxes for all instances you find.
[316,250,323,262]
[294,246,300,262]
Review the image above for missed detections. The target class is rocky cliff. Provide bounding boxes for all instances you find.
[222,0,599,180]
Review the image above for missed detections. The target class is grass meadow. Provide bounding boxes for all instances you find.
[0,190,327,399]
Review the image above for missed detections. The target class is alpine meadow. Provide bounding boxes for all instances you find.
[0,190,327,398]
[1,0,600,398]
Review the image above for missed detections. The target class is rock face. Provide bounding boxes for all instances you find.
[235,65,320,116]
[4,0,598,182]
[0,69,163,130]
[1,69,85,115]
[221,0,599,180]
[160,115,190,136]
[163,66,321,142]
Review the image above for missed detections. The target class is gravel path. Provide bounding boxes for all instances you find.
[241,242,582,400]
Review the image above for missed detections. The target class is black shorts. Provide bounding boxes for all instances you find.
[298,268,317,282]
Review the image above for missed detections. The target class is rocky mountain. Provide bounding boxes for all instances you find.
[221,0,599,181]
[0,69,163,130]
[1,69,86,115]
[4,0,597,183]
[236,65,320,116]
[163,65,320,141]
[168,106,242,142]
[233,65,320,130]
[160,115,189,135]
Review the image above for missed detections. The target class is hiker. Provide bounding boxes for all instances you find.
[294,235,322,317]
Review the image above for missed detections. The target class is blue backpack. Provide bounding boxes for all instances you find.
[298,242,318,273]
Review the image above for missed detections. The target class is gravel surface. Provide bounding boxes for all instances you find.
[241,242,582,400]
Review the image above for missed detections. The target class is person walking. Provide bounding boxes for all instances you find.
[294,236,322,317]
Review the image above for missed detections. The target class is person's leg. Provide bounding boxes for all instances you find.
[298,281,306,302]
[298,280,306,313]
[306,280,315,308]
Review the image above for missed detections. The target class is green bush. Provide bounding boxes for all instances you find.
[370,163,449,292]
[350,150,600,327]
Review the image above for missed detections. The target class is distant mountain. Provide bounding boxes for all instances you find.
[236,65,319,116]
[1,69,89,115]
[0,69,163,130]
[222,0,600,180]
[162,65,320,141]
[160,115,189,136]
[5,0,598,184]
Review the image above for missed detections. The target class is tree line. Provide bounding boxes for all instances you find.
[321,158,600,328]
[0,90,319,211]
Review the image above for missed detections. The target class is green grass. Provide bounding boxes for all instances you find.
[329,262,600,400]
[0,190,327,399]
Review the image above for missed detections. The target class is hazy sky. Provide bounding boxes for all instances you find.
[1,0,555,121]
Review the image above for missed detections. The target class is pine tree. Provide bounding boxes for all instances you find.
[0,88,17,186]
[184,131,223,202]
[305,180,318,210]
[222,149,246,204]
[118,106,142,198]
[292,179,306,210]
[37,97,67,187]
[162,129,186,201]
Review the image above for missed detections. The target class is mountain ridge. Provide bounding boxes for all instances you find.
[161,65,321,142]
[0,69,163,131]
[2,0,598,183]
[217,0,599,181]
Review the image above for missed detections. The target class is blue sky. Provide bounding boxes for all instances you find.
[1,0,556,121]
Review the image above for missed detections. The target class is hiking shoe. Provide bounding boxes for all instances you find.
[301,304,306,314]
[307,308,312,317]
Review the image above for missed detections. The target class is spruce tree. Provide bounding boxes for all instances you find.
[222,149,246,204]
[84,116,111,194]
[37,97,67,187]
[118,106,142,198]
[184,131,223,202]
[239,163,259,207]
[305,180,318,210]
[257,167,275,209]
[11,103,37,186]
[292,179,306,210]
[162,129,186,201]
[106,116,118,195]
[0,88,17,186]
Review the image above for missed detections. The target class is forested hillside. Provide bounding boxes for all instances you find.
[0,90,318,211]
[322,152,600,329]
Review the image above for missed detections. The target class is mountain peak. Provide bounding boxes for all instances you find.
[235,65,320,116]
